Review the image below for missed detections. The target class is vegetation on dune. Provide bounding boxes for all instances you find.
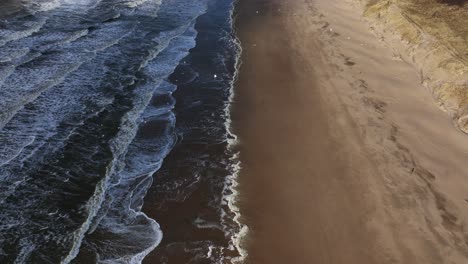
[363,0,468,133]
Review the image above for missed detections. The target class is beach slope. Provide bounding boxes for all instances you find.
[233,0,468,263]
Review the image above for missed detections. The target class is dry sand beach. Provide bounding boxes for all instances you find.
[233,0,468,263]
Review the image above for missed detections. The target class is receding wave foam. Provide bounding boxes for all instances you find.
[136,0,247,262]
[76,24,200,263]
[221,3,249,261]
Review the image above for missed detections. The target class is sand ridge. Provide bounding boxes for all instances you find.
[363,0,468,133]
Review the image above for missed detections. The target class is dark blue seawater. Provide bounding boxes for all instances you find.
[0,0,244,263]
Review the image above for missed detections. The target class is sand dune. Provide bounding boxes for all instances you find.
[363,0,468,133]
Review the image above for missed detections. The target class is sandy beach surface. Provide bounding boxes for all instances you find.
[232,0,468,263]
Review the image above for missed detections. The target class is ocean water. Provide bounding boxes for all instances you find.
[0,0,244,263]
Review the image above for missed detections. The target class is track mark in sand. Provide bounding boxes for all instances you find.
[321,21,330,29]
[416,167,468,254]
[387,124,417,172]
[308,1,468,261]
[388,124,468,255]
[362,96,386,115]
[344,58,356,66]
[339,53,356,67]
[351,79,371,94]
[330,31,340,37]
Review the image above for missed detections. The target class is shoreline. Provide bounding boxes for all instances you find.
[221,1,249,261]
[232,0,384,263]
[233,0,468,263]
[141,1,247,262]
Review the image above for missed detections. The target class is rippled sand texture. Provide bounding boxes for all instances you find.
[363,0,468,133]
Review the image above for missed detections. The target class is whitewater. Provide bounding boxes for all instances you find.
[0,0,245,263]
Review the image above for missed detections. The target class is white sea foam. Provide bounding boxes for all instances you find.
[0,18,47,47]
[220,2,249,262]
[13,242,35,264]
[122,0,152,8]
[0,135,35,167]
[193,217,224,230]
[62,73,163,264]
[0,61,84,131]
[0,0,240,263]
[24,0,101,13]
[71,19,202,264]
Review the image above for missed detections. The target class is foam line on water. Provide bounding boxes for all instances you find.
[0,0,223,262]
[71,20,203,263]
[220,1,249,262]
